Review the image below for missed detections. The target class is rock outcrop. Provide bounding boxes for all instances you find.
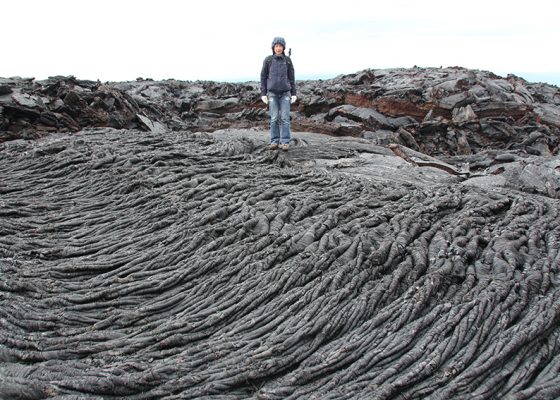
[2,67,559,159]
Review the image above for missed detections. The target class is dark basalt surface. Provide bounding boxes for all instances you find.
[1,67,560,399]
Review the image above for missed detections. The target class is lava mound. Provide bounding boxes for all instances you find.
[1,128,560,399]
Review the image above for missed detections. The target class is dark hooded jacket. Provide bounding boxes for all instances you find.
[260,37,296,96]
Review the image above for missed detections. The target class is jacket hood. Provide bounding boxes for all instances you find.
[271,37,286,53]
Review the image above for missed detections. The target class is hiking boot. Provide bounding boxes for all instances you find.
[280,144,289,151]
[269,143,278,150]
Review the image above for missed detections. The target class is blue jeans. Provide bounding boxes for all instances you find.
[268,91,291,145]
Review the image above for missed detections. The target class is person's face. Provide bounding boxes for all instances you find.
[274,44,284,55]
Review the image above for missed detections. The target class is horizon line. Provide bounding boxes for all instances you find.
[3,69,559,87]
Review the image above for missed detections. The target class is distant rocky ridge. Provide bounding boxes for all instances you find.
[1,67,559,159]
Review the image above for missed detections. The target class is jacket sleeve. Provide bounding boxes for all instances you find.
[260,58,269,96]
[288,60,296,96]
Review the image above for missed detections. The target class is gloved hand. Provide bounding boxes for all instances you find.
[291,96,297,104]
[261,96,268,105]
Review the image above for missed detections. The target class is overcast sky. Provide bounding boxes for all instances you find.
[3,0,559,85]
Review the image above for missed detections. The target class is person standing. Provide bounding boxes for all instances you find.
[260,36,297,151]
